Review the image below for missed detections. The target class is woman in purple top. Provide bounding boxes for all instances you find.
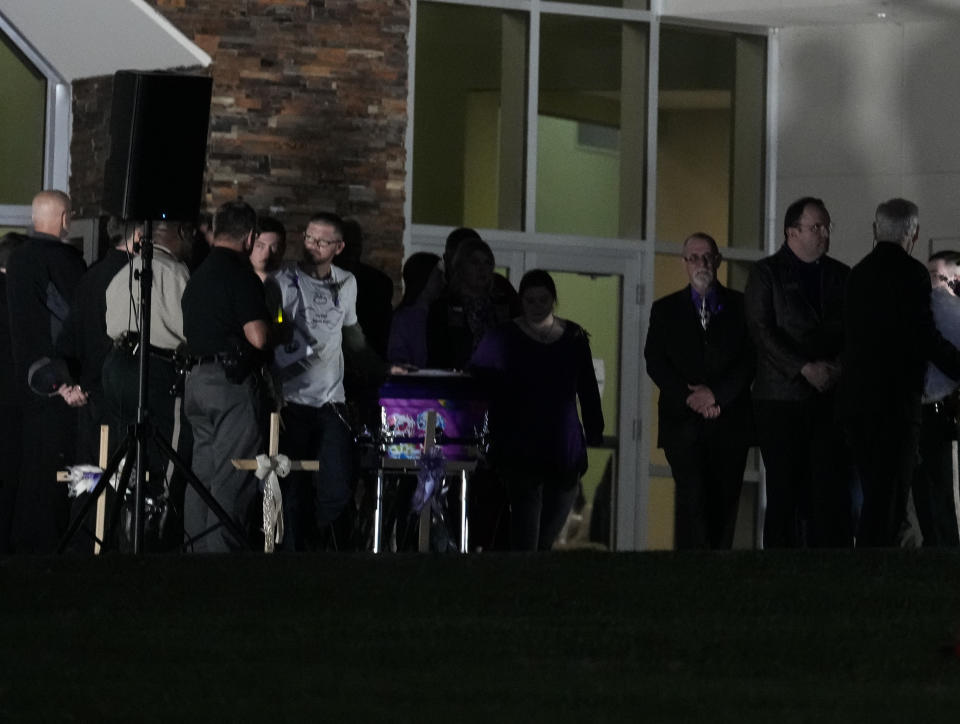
[387,252,442,368]
[470,269,604,551]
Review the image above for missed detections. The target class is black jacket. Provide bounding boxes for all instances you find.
[645,283,755,450]
[56,248,130,392]
[840,241,960,420]
[5,233,86,397]
[744,244,849,401]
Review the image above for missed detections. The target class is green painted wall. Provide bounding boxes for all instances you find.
[553,270,621,548]
[0,37,45,205]
[536,116,620,238]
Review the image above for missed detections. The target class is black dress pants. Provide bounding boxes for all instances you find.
[848,411,919,548]
[756,396,856,548]
[101,347,191,551]
[664,436,748,550]
[13,397,77,553]
[912,403,960,546]
[0,402,22,553]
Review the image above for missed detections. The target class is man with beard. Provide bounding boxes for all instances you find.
[267,211,401,550]
[645,232,755,549]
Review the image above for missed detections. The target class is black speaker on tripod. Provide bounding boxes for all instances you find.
[61,70,250,555]
[103,70,213,221]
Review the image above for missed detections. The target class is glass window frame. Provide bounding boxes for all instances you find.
[407,1,776,551]
[0,13,71,228]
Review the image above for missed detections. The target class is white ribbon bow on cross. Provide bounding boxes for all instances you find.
[255,453,290,552]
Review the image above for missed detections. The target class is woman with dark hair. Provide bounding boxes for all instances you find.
[387,252,443,367]
[427,237,520,369]
[470,269,604,551]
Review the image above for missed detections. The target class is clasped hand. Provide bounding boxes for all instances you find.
[686,384,720,419]
[56,383,88,408]
[800,360,840,392]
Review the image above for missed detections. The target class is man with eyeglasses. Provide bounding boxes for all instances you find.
[840,199,960,547]
[266,211,401,550]
[744,196,854,548]
[645,233,755,549]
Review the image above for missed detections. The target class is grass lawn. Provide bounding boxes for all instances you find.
[2,550,960,721]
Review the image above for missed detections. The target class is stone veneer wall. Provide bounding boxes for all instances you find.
[70,0,409,279]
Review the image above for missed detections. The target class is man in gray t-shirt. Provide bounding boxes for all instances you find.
[268,211,394,550]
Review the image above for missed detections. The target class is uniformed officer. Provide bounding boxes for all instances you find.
[103,220,191,550]
[181,200,268,552]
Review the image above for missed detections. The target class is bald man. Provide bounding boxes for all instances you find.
[4,189,86,553]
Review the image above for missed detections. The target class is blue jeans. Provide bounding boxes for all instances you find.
[280,402,354,551]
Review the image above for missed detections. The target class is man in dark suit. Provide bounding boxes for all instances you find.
[841,199,960,547]
[55,217,132,466]
[645,233,755,549]
[5,190,87,553]
[0,233,27,553]
[745,197,854,548]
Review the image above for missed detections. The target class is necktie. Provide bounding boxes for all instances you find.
[699,297,710,330]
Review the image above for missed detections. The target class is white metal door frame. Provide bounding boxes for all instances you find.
[406,227,645,549]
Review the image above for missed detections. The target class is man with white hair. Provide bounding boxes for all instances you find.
[841,199,960,547]
[4,189,86,552]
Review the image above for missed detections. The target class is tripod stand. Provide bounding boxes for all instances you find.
[58,220,249,554]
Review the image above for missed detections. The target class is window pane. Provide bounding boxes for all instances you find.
[656,26,766,250]
[0,34,45,205]
[537,15,648,238]
[549,0,650,9]
[552,270,622,550]
[413,3,527,229]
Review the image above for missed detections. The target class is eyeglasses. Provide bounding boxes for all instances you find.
[794,222,832,235]
[304,233,341,248]
[683,253,718,266]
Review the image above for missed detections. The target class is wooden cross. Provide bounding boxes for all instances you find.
[418,410,438,552]
[57,425,110,554]
[231,411,319,552]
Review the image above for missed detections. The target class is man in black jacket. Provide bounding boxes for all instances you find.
[0,233,27,553]
[841,198,960,547]
[745,197,854,548]
[5,190,87,552]
[56,218,132,465]
[645,233,755,549]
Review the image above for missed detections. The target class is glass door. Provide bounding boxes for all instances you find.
[523,245,642,551]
